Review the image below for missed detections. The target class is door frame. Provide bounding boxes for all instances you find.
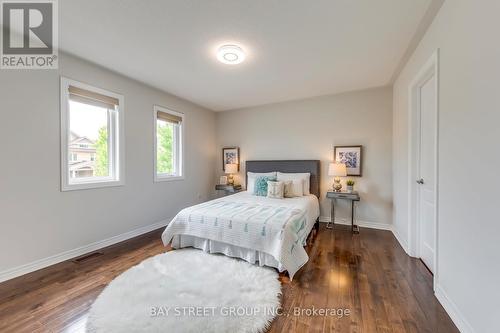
[407,49,440,289]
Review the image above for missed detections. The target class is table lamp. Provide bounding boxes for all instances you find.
[328,163,347,192]
[224,163,238,185]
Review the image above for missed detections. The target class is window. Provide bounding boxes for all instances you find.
[60,77,124,191]
[154,105,184,181]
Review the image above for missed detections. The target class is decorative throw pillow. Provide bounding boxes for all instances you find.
[253,176,277,196]
[283,180,295,198]
[267,181,284,199]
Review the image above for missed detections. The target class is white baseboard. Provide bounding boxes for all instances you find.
[390,226,410,254]
[320,217,473,332]
[319,216,411,256]
[435,284,475,333]
[319,214,475,332]
[390,230,473,332]
[318,216,392,231]
[0,219,170,283]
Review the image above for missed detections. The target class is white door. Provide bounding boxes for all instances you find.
[417,75,437,273]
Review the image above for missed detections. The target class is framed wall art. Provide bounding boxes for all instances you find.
[334,145,362,176]
[222,147,240,171]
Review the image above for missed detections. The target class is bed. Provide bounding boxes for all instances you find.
[161,160,320,279]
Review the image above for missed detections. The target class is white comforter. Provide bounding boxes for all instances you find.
[162,192,320,278]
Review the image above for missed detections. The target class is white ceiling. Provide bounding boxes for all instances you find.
[60,0,432,111]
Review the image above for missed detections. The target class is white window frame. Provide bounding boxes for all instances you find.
[153,105,185,182]
[60,77,125,191]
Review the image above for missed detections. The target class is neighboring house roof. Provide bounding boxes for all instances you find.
[69,133,96,153]
[69,131,79,141]
[69,160,95,171]
[70,136,94,144]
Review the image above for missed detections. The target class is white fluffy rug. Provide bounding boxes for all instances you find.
[86,249,281,333]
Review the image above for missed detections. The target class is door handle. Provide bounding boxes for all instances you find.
[416,179,424,185]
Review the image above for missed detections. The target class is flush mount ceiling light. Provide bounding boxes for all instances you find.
[217,45,245,65]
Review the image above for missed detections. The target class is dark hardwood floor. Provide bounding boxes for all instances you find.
[0,225,458,333]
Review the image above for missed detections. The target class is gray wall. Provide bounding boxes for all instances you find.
[216,87,393,228]
[393,0,500,331]
[0,53,216,274]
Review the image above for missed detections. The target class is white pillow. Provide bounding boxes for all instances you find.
[267,181,284,199]
[277,172,310,195]
[246,172,276,192]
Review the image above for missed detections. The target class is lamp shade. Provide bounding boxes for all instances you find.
[224,163,238,174]
[328,163,347,177]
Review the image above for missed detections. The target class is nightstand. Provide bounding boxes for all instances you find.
[215,184,243,196]
[326,191,360,233]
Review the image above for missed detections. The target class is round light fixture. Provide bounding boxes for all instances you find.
[217,45,245,65]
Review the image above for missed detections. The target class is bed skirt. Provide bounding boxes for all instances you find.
[171,234,286,272]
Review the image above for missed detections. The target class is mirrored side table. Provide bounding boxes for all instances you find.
[326,191,360,233]
[215,184,242,196]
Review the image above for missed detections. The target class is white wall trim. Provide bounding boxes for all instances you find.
[407,49,440,289]
[0,219,170,283]
[435,284,475,333]
[320,217,473,332]
[319,216,392,231]
[391,226,410,254]
[319,215,413,253]
[320,215,474,332]
[319,216,411,254]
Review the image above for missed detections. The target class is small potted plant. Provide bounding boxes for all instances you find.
[346,179,355,193]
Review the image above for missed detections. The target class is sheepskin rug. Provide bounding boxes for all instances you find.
[86,249,281,333]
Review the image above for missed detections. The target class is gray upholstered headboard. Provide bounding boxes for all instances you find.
[245,160,321,198]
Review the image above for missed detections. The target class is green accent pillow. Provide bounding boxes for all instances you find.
[253,176,277,196]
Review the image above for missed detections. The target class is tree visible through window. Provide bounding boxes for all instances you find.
[156,120,174,174]
[94,126,109,177]
[155,106,183,180]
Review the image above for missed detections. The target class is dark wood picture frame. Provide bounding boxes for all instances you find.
[334,145,363,176]
[222,147,240,171]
